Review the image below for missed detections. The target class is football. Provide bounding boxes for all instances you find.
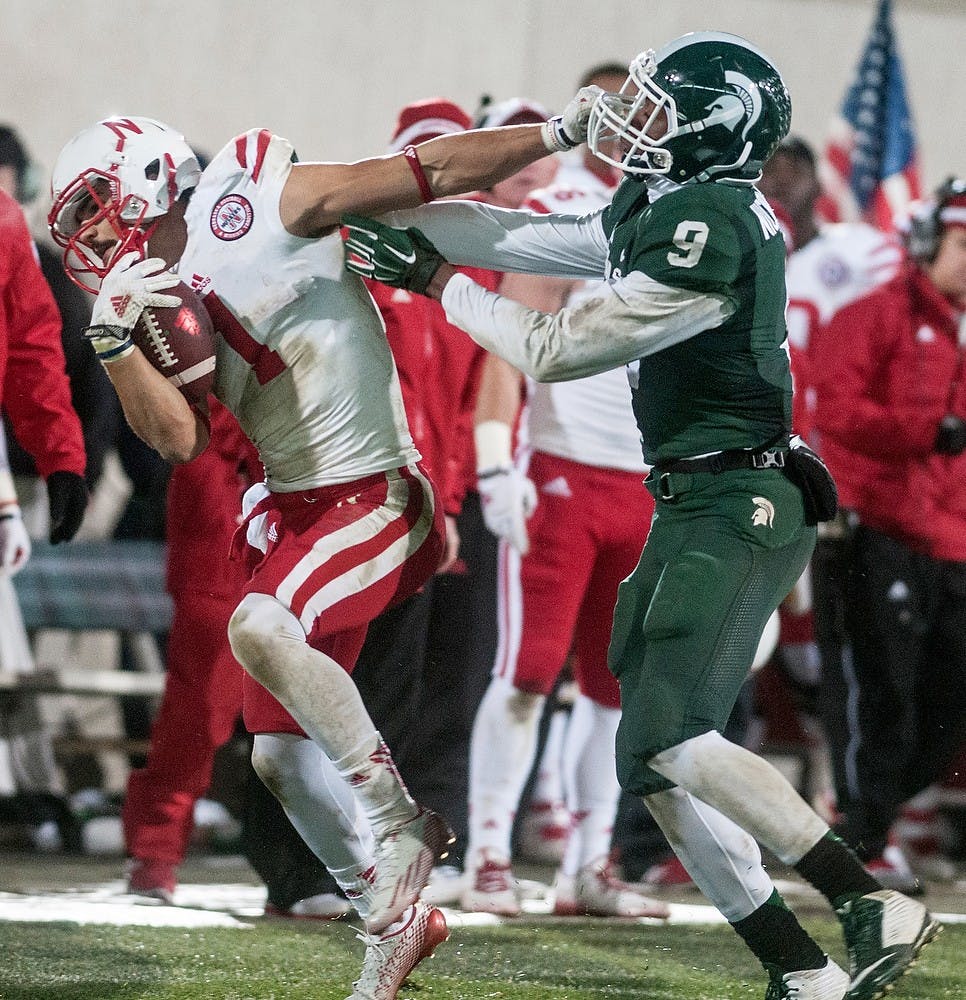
[132,281,217,406]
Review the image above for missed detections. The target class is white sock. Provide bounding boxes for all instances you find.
[559,695,621,877]
[229,594,416,836]
[251,733,376,916]
[649,731,829,864]
[529,707,568,809]
[466,676,545,868]
[644,787,774,922]
[331,733,418,838]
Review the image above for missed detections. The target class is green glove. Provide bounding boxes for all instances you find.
[342,214,445,294]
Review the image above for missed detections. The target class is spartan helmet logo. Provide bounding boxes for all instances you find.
[751,497,775,527]
[724,71,763,139]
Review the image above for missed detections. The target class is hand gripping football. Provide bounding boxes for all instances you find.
[132,281,216,406]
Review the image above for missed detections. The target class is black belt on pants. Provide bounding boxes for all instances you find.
[653,447,787,501]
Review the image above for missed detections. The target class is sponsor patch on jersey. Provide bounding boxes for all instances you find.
[210,195,253,241]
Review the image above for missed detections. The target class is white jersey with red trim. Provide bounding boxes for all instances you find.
[784,221,901,356]
[521,171,645,473]
[178,129,418,492]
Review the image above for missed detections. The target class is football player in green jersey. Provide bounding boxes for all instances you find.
[342,31,938,1000]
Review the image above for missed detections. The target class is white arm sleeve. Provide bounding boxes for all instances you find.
[440,270,736,382]
[381,201,609,280]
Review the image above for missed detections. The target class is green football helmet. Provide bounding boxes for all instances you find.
[587,31,791,184]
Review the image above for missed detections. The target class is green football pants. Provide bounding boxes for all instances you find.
[609,468,815,796]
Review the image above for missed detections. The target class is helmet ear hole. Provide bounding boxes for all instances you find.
[144,159,161,181]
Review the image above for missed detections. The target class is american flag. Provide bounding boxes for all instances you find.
[819,0,922,230]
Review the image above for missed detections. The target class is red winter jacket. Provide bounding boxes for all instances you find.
[812,262,966,560]
[0,190,85,478]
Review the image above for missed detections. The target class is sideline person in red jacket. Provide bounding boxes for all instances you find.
[0,188,87,549]
[811,177,966,880]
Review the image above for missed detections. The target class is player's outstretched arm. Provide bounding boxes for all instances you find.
[283,88,600,237]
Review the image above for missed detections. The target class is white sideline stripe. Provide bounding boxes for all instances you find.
[445,900,729,926]
[2,883,963,929]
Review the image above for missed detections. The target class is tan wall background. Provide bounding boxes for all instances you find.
[1,0,962,208]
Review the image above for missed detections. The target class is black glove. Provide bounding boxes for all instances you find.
[47,470,89,543]
[342,214,445,294]
[934,414,966,456]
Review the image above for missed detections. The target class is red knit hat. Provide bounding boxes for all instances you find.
[388,98,472,153]
[939,188,966,230]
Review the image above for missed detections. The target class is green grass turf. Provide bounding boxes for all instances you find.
[0,917,960,999]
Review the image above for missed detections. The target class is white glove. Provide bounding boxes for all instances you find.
[477,465,538,555]
[87,252,181,362]
[0,504,31,577]
[542,85,604,152]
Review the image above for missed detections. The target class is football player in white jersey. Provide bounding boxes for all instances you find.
[461,69,666,919]
[46,104,594,1000]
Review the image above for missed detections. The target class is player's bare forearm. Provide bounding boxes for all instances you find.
[424,262,457,302]
[104,351,209,464]
[282,125,551,237]
[416,124,552,198]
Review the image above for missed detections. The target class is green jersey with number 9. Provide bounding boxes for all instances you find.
[602,178,791,465]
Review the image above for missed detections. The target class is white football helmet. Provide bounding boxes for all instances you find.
[48,116,201,291]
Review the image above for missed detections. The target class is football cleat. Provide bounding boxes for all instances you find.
[366,807,454,934]
[836,889,941,1000]
[126,858,176,904]
[862,845,922,896]
[420,864,467,907]
[347,902,449,1000]
[643,853,696,888]
[460,849,521,916]
[553,858,670,918]
[263,891,352,921]
[764,957,850,1000]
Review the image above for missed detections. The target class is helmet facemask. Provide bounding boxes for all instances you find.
[49,170,157,293]
[47,117,200,292]
[587,51,676,177]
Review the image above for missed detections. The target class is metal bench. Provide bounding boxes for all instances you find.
[0,539,171,699]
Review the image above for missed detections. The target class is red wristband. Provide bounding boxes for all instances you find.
[403,145,434,204]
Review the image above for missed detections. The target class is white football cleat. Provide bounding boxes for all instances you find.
[837,889,941,1000]
[420,864,467,907]
[553,858,669,918]
[263,891,352,921]
[347,902,449,1000]
[764,957,849,999]
[460,849,521,916]
[366,807,454,934]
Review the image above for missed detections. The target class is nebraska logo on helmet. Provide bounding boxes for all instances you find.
[210,194,253,241]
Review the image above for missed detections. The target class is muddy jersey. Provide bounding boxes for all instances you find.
[523,174,644,472]
[603,178,792,461]
[178,130,418,491]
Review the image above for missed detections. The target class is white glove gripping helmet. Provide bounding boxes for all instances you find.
[48,116,201,291]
